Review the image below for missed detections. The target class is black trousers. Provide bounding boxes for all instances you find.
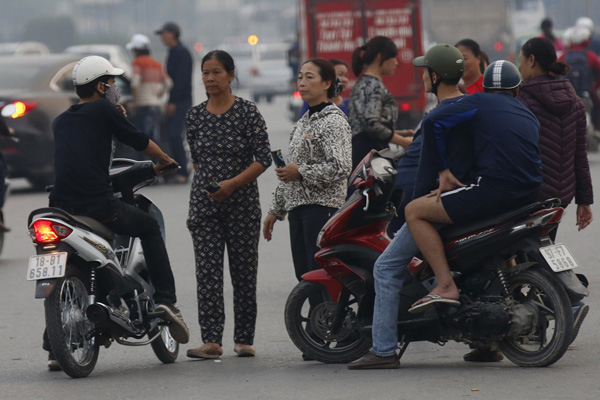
[51,198,177,305]
[288,205,337,282]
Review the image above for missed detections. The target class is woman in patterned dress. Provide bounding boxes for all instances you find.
[349,36,413,168]
[263,58,351,289]
[185,50,272,359]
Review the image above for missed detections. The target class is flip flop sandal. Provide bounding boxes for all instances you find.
[408,294,461,314]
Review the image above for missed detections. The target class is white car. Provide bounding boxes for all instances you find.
[63,44,132,78]
[0,42,50,56]
[246,43,293,103]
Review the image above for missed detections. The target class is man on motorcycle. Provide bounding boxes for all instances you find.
[349,44,469,369]
[405,61,541,312]
[43,56,189,368]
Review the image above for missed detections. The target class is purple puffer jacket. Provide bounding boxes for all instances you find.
[518,74,593,206]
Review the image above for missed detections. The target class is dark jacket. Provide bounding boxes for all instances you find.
[518,74,593,206]
[166,42,193,104]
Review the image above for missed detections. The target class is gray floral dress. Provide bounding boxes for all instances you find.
[348,74,398,167]
[268,104,352,219]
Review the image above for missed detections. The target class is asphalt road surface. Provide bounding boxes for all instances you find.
[1,92,599,399]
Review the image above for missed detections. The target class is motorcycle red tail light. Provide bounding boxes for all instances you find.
[1,101,37,119]
[32,220,72,243]
[293,90,302,99]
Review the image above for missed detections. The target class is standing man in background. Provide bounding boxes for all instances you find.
[156,22,193,183]
[127,33,172,145]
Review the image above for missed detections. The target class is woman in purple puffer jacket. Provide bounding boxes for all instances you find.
[518,37,593,234]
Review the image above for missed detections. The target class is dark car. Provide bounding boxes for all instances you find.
[0,54,132,189]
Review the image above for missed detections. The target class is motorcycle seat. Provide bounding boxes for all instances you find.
[28,207,115,243]
[439,198,560,242]
[71,215,115,242]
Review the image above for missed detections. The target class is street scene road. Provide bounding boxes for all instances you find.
[0,90,599,400]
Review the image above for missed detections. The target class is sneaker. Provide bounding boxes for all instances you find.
[156,304,189,344]
[187,342,223,359]
[571,302,589,344]
[234,343,256,357]
[347,351,400,370]
[463,348,504,362]
[47,352,61,371]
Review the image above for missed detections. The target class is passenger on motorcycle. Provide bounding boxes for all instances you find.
[44,56,189,368]
[405,61,542,313]
[349,44,469,370]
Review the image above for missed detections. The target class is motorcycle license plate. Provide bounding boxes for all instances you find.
[540,244,578,272]
[26,253,68,281]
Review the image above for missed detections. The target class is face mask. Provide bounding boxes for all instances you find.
[103,83,121,105]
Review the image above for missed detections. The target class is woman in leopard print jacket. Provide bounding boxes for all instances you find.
[263,58,351,282]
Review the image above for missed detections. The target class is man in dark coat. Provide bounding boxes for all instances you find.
[156,21,193,183]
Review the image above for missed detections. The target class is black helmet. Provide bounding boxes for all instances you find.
[482,60,521,90]
[413,44,464,79]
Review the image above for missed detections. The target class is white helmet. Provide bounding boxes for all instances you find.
[575,17,594,31]
[565,25,591,46]
[72,56,124,86]
[126,33,150,50]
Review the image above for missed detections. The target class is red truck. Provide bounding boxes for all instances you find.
[295,0,426,128]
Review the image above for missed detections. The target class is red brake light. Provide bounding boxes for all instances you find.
[293,90,302,99]
[1,101,37,118]
[32,220,72,244]
[401,103,410,112]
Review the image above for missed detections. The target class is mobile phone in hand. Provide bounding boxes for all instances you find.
[159,162,181,174]
[204,181,221,193]
[271,150,286,168]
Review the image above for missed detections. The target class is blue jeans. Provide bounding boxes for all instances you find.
[133,105,161,143]
[371,223,419,356]
[166,100,192,178]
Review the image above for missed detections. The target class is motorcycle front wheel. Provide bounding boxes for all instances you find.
[45,267,99,378]
[499,268,573,367]
[150,326,179,363]
[285,281,370,363]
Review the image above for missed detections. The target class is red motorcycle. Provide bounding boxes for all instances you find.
[284,149,588,367]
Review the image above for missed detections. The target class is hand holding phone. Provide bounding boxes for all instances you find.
[271,150,286,168]
[159,162,181,174]
[204,181,221,193]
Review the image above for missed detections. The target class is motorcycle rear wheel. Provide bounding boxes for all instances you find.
[285,281,369,363]
[150,326,179,363]
[45,267,99,378]
[499,268,573,367]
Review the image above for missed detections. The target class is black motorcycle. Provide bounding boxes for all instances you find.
[285,150,589,367]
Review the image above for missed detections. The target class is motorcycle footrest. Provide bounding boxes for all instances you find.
[147,311,167,320]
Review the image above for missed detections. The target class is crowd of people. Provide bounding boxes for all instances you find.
[43,16,597,371]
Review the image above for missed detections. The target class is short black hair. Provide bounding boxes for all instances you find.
[455,38,481,57]
[75,75,111,99]
[428,68,462,86]
[134,48,150,56]
[303,58,337,98]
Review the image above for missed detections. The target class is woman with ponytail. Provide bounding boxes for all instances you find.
[518,36,593,235]
[348,36,414,168]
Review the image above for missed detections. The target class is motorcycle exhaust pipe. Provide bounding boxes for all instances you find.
[86,303,138,336]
